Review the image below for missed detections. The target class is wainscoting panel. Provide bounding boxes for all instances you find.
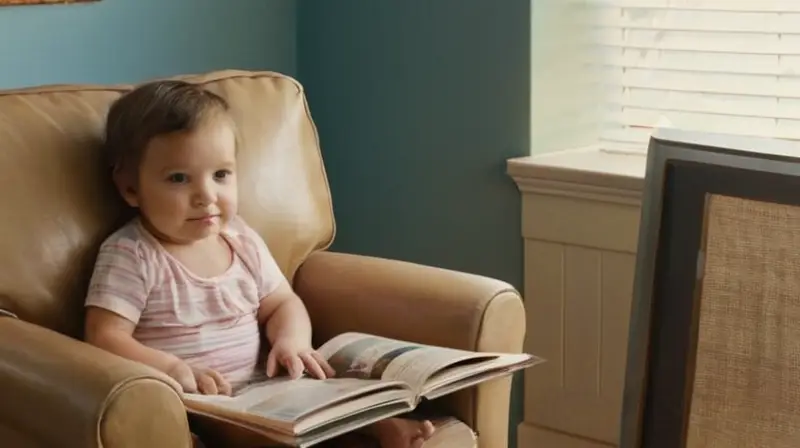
[509,152,645,447]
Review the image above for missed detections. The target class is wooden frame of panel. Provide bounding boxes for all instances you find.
[619,128,800,448]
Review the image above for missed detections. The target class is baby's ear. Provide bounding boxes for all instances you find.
[112,169,140,208]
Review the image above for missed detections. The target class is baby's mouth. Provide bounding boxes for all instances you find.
[188,214,220,222]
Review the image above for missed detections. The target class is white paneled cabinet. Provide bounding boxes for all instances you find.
[509,150,645,447]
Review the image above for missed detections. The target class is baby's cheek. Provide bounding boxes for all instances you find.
[144,193,189,220]
[218,198,237,216]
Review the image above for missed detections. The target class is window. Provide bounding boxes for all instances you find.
[531,0,800,155]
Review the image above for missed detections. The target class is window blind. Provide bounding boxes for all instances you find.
[581,0,800,151]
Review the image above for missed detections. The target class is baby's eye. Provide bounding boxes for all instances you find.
[167,173,188,183]
[214,169,232,181]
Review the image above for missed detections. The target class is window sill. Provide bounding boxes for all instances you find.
[506,146,646,205]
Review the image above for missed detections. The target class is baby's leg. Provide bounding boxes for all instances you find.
[364,417,436,448]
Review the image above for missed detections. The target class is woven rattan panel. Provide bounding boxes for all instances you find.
[688,194,800,447]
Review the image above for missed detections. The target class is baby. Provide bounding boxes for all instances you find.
[83,80,435,448]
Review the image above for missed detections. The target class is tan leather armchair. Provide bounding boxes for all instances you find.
[0,70,525,448]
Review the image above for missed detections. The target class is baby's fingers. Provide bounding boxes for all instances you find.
[283,354,305,379]
[300,352,327,379]
[266,351,279,378]
[315,352,336,378]
[196,373,219,395]
[208,370,232,396]
[170,366,198,394]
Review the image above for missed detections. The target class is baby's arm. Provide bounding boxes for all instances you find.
[84,307,181,375]
[83,236,230,395]
[243,224,332,379]
[85,304,231,395]
[257,280,335,379]
[257,280,313,353]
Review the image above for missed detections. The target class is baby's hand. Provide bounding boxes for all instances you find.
[166,360,232,395]
[266,337,335,380]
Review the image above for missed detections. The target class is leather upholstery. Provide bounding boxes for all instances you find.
[296,251,526,448]
[0,70,525,448]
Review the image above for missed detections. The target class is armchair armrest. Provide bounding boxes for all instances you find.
[294,251,526,448]
[0,316,191,448]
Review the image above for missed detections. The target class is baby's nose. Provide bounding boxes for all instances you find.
[193,184,216,205]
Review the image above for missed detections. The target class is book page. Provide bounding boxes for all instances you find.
[204,396,415,447]
[420,353,540,399]
[317,332,498,393]
[183,376,408,428]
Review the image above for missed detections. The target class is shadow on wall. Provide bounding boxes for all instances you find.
[297,1,531,446]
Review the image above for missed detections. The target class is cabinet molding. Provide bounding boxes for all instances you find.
[509,151,645,447]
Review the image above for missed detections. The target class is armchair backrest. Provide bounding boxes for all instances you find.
[0,70,335,337]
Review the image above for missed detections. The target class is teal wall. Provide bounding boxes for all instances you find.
[0,0,295,89]
[297,1,531,446]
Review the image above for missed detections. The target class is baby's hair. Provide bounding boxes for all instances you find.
[103,80,232,175]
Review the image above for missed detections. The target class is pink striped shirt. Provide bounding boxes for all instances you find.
[85,216,285,386]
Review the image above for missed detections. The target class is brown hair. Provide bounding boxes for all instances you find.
[103,79,232,175]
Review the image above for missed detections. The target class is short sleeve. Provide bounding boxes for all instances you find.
[85,237,149,324]
[237,221,287,298]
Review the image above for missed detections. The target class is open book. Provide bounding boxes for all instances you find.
[182,332,543,447]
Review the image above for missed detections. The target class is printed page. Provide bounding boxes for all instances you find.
[183,375,407,427]
[226,396,415,447]
[317,332,498,392]
[420,353,542,399]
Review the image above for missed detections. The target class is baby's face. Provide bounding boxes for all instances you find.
[131,116,238,244]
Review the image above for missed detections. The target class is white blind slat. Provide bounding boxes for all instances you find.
[602,118,800,142]
[596,67,800,99]
[592,9,800,34]
[606,108,800,138]
[605,90,800,121]
[592,50,800,77]
[592,30,800,55]
[589,0,800,13]
[599,122,800,146]
[579,1,800,148]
